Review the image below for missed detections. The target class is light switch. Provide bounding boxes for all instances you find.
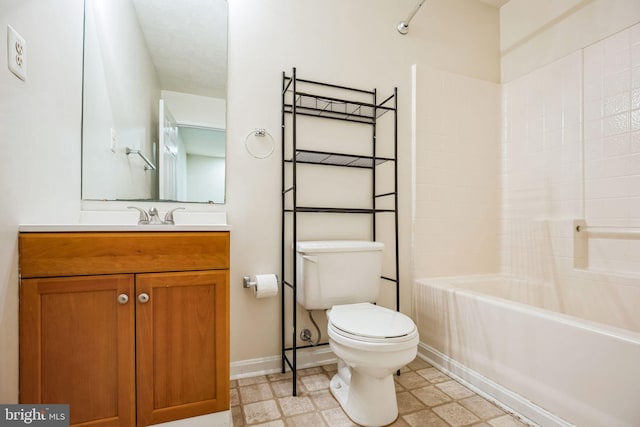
[7,25,26,81]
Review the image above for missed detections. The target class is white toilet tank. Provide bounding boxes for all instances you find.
[295,241,384,310]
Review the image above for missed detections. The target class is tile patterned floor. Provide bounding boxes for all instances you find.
[231,358,531,427]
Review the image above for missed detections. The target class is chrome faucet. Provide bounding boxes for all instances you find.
[148,207,162,224]
[127,206,185,225]
[128,206,149,224]
[163,207,185,225]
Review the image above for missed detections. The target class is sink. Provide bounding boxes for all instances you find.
[172,211,227,226]
[19,211,230,232]
[79,210,227,226]
[79,210,140,225]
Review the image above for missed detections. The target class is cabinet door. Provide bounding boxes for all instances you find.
[20,275,135,427]
[136,270,229,426]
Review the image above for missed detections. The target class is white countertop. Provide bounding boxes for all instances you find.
[19,224,231,232]
[19,210,230,232]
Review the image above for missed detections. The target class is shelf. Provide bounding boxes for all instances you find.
[286,149,393,168]
[284,76,375,96]
[281,69,399,397]
[284,92,393,124]
[285,207,396,214]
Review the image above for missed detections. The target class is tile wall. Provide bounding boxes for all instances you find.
[413,24,640,327]
[583,23,640,273]
[499,22,640,325]
[501,51,583,282]
[414,67,501,279]
[414,24,640,281]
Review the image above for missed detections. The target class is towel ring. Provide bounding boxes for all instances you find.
[245,128,275,159]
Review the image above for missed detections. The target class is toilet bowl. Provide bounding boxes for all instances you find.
[326,303,419,427]
[294,241,419,425]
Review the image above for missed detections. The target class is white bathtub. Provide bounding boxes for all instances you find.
[414,274,640,427]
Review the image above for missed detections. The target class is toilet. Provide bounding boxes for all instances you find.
[296,241,419,427]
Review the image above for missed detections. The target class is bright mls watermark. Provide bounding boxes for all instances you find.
[0,405,69,427]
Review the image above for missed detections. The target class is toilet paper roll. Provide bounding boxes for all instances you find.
[254,274,278,299]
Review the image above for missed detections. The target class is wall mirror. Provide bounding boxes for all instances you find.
[81,0,227,203]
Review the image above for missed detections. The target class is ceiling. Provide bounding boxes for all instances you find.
[130,0,227,99]
[128,0,505,100]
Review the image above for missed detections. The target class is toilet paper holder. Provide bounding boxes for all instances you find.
[243,276,257,288]
[243,274,278,288]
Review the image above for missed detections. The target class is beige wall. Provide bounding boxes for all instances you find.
[82,0,160,200]
[413,67,501,279]
[0,0,84,402]
[501,0,640,82]
[226,0,501,363]
[0,0,501,400]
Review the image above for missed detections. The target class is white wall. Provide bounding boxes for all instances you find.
[0,0,501,402]
[82,0,160,200]
[583,25,640,234]
[0,0,84,402]
[413,67,501,278]
[187,155,225,202]
[583,24,640,273]
[226,0,501,363]
[501,0,640,82]
[479,19,640,426]
[501,3,640,280]
[161,90,225,129]
[502,51,584,281]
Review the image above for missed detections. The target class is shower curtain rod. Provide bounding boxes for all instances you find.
[397,0,426,35]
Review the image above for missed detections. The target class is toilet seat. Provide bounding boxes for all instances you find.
[328,303,417,344]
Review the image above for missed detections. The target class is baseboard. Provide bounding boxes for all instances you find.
[417,342,574,427]
[230,346,336,380]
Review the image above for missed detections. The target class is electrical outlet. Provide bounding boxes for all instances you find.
[7,25,26,81]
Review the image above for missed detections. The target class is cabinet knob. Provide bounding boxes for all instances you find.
[117,294,129,304]
[138,293,150,304]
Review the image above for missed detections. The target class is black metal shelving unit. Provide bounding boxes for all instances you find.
[280,68,399,395]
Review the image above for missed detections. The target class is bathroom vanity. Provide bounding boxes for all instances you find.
[18,227,230,427]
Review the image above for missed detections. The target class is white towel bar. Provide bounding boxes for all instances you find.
[576,225,640,236]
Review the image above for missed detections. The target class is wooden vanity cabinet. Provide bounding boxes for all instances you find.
[19,231,230,427]
[21,274,136,427]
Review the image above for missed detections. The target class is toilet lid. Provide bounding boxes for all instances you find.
[329,303,416,339]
